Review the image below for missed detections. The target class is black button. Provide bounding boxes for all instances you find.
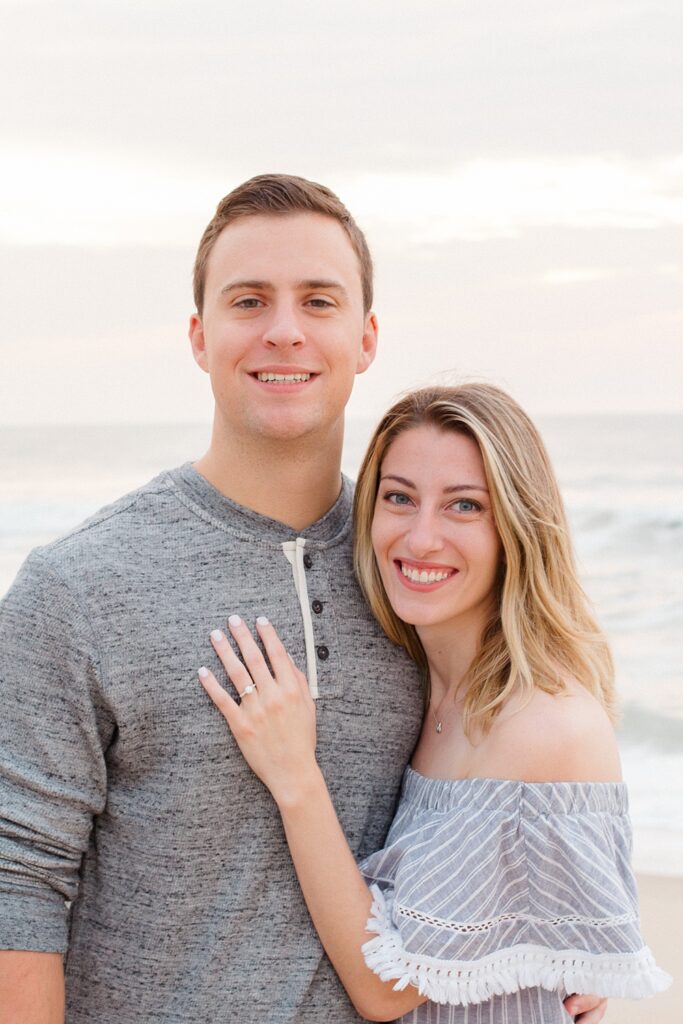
[312,600,323,614]
[316,645,329,661]
[303,553,313,569]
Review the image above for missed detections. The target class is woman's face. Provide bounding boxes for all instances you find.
[370,424,503,636]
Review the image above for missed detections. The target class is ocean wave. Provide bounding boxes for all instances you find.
[569,507,683,557]
[618,701,683,753]
[571,506,683,534]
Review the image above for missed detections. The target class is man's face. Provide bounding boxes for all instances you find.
[189,213,378,446]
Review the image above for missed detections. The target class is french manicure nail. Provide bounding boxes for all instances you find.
[198,666,209,679]
[211,629,224,642]
[256,616,269,626]
[228,614,242,627]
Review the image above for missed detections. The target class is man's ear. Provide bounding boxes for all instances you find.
[188,314,209,373]
[356,311,379,375]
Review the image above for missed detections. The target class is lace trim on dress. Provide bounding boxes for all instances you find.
[363,886,672,1006]
[396,902,637,933]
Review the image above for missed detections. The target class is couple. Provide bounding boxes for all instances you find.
[0,174,667,1022]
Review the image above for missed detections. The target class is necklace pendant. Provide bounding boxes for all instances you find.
[435,720,443,734]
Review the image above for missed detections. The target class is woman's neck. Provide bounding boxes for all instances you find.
[418,611,489,704]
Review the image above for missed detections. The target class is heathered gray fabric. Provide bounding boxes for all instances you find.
[0,464,424,1023]
[359,770,669,1022]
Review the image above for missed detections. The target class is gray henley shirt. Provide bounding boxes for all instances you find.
[0,464,423,1023]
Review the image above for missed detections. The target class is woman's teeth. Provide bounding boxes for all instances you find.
[257,372,311,383]
[400,563,453,584]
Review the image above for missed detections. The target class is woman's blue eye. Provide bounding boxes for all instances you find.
[386,492,412,505]
[453,499,480,513]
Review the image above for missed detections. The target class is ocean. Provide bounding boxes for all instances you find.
[1,415,681,876]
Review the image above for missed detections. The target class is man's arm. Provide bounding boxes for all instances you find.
[0,951,64,1024]
[0,551,113,963]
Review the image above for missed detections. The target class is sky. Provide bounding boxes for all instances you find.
[1,0,682,424]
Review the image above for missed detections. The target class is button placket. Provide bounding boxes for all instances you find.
[302,545,342,698]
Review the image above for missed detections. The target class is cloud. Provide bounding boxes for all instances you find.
[341,157,683,243]
[542,268,619,285]
[3,149,681,247]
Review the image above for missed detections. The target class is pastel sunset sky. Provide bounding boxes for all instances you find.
[2,0,681,424]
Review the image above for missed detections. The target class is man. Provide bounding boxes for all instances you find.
[0,174,606,1023]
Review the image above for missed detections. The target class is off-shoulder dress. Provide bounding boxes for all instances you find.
[359,768,670,1023]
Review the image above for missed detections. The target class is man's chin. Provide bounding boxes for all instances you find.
[224,413,344,449]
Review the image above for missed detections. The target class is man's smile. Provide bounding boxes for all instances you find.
[248,366,320,390]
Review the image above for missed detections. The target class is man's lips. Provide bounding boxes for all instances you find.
[394,559,458,589]
[249,369,319,387]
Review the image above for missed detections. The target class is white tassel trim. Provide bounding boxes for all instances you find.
[362,885,672,1006]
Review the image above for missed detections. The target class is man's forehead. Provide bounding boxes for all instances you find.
[206,213,362,288]
[215,213,355,257]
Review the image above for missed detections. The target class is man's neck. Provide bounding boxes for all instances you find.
[193,423,345,531]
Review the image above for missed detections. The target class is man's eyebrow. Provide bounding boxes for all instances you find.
[219,278,349,298]
[380,474,488,493]
[220,279,271,294]
[296,279,350,299]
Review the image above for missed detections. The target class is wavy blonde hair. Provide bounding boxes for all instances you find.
[353,384,616,735]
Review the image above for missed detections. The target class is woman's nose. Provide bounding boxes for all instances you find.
[406,510,443,558]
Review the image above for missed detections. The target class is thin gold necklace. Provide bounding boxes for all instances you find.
[430,687,463,734]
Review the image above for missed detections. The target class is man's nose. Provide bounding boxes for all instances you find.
[262,306,305,348]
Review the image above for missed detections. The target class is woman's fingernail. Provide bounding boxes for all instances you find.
[211,629,224,642]
[198,666,209,679]
[228,614,242,627]
[256,616,269,626]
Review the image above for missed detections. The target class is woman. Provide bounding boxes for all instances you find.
[197,384,670,1022]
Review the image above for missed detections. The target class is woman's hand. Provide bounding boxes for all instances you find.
[198,614,318,807]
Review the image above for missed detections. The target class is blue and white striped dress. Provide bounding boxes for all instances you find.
[359,768,670,1023]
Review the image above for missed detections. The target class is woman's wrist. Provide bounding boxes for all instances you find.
[274,762,328,814]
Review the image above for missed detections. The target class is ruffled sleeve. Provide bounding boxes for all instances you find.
[359,770,671,1006]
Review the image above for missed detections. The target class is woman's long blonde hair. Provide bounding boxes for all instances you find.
[353,384,616,735]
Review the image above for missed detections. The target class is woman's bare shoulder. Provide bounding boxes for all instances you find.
[483,680,622,783]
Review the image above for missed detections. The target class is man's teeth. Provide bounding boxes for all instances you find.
[401,563,452,584]
[257,372,311,383]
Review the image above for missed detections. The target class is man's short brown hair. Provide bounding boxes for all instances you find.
[192,173,373,315]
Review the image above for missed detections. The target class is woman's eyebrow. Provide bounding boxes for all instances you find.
[380,474,416,488]
[444,484,489,494]
[380,475,489,493]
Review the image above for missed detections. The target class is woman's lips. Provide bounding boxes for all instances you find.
[394,559,458,590]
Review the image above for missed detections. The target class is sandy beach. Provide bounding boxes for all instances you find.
[604,874,679,1023]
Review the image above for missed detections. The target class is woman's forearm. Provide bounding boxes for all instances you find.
[198,619,425,1019]
[276,768,425,1022]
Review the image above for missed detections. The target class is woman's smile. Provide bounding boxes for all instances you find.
[371,424,502,634]
[394,558,458,590]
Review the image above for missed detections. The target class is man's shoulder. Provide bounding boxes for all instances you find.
[33,467,180,571]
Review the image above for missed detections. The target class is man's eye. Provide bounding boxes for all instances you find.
[306,298,334,308]
[234,298,263,309]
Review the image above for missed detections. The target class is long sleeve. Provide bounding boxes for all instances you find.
[0,550,115,951]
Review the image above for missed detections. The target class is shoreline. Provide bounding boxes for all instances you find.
[605,874,679,1023]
